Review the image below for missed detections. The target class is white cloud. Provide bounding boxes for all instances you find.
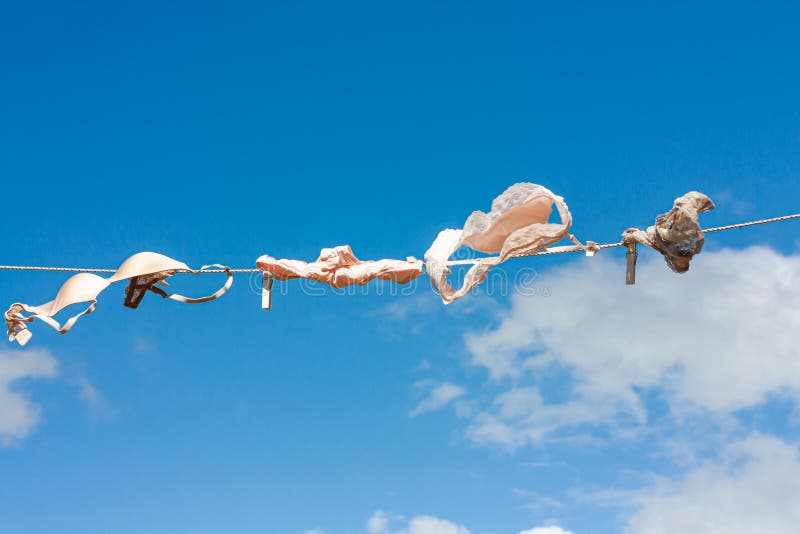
[367,509,390,534]
[404,515,470,534]
[410,381,467,418]
[511,487,565,510]
[360,510,570,534]
[518,527,574,534]
[364,511,470,534]
[301,529,325,534]
[627,434,800,534]
[0,348,58,445]
[461,247,800,450]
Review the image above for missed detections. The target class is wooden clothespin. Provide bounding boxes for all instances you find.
[625,242,637,285]
[585,241,599,257]
[261,273,273,310]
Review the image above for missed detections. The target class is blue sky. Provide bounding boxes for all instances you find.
[1,2,800,533]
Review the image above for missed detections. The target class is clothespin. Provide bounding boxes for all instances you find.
[625,242,637,285]
[585,241,600,257]
[9,323,32,346]
[261,273,273,310]
[5,306,32,346]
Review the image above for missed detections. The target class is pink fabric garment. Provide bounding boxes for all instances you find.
[256,245,424,289]
[5,252,232,346]
[425,183,579,304]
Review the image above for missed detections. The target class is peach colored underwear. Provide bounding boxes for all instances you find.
[257,245,423,289]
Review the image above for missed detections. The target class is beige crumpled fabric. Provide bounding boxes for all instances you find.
[622,191,715,273]
[256,245,424,289]
[425,183,581,303]
[5,252,232,346]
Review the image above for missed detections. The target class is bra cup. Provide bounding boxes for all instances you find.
[108,252,191,282]
[463,195,554,253]
[425,184,577,304]
[37,273,110,316]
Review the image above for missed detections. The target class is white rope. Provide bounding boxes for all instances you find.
[0,213,797,273]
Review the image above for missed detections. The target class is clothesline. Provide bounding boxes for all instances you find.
[4,184,799,347]
[2,212,798,273]
[514,212,800,257]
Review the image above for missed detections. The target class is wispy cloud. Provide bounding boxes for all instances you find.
[58,357,114,419]
[0,348,58,445]
[370,291,500,338]
[132,336,156,354]
[518,527,575,534]
[412,359,432,372]
[711,189,753,217]
[511,487,565,510]
[73,374,101,405]
[410,381,467,418]
[372,292,442,322]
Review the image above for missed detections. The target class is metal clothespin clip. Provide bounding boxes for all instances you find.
[261,273,273,310]
[625,242,638,285]
[5,306,32,346]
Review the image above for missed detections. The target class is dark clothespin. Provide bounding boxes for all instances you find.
[124,272,175,308]
[261,273,273,310]
[626,242,637,285]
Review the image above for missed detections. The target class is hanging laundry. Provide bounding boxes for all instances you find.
[425,183,585,303]
[622,191,715,273]
[5,183,777,348]
[256,245,424,289]
[5,252,232,346]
